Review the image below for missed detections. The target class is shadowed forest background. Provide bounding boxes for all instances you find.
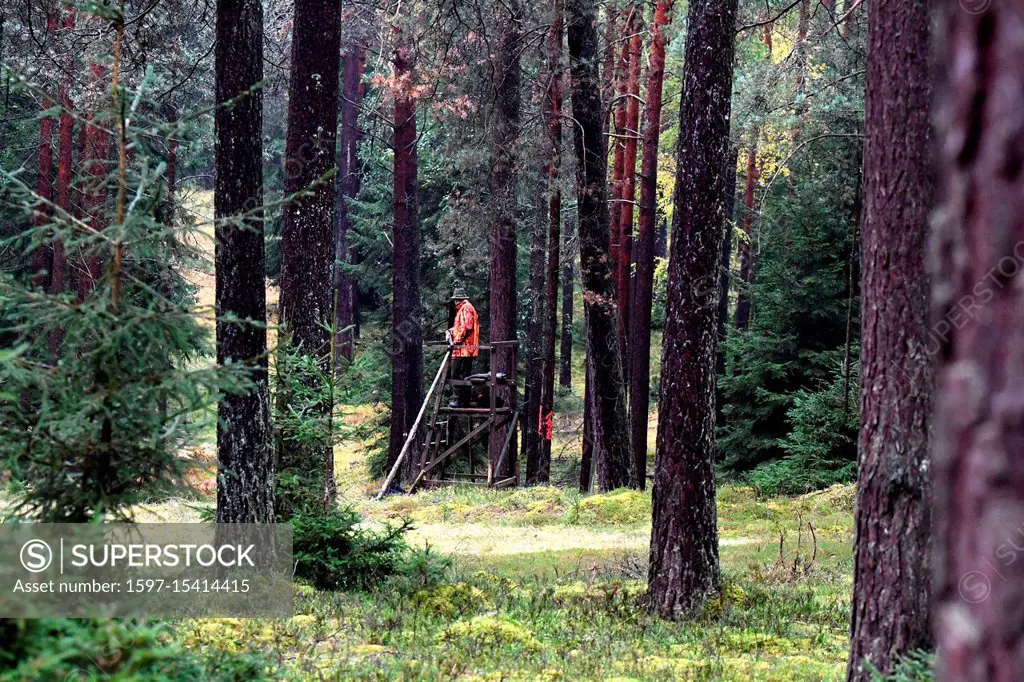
[0,0,1017,679]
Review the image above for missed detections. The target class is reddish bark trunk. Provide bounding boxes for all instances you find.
[278,0,342,504]
[387,41,424,479]
[847,0,934,675]
[567,0,633,492]
[560,215,575,389]
[648,0,737,619]
[617,15,642,358]
[214,0,274,523]
[931,3,1024,681]
[487,0,522,477]
[78,63,110,301]
[628,0,674,490]
[734,137,758,330]
[608,9,633,352]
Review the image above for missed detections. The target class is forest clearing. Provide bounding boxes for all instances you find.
[141,435,858,681]
[0,0,1018,679]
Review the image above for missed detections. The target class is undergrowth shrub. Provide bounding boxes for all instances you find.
[291,505,412,590]
[872,650,934,682]
[747,360,859,496]
[0,618,271,681]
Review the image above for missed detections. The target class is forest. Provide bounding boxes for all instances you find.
[0,0,1016,679]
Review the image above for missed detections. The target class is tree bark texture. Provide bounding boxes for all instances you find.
[30,12,58,291]
[525,175,548,483]
[214,0,274,523]
[847,1,934,678]
[734,135,758,330]
[277,0,342,504]
[387,41,425,480]
[629,0,674,491]
[716,146,738,425]
[647,0,737,619]
[560,215,575,389]
[50,9,75,305]
[932,4,1024,681]
[541,0,565,477]
[567,0,633,492]
[334,43,364,369]
[616,11,642,359]
[487,0,523,477]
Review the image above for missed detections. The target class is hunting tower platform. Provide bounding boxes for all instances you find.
[377,342,520,498]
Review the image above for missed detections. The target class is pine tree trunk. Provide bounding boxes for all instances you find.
[930,3,1024,680]
[734,137,757,330]
[487,0,522,477]
[567,0,633,492]
[617,13,642,358]
[387,42,424,480]
[608,8,633,354]
[50,9,75,305]
[628,0,673,491]
[214,0,274,523]
[579,361,593,492]
[716,146,738,424]
[334,43,363,368]
[278,0,342,508]
[648,0,737,619]
[77,63,109,301]
[525,175,548,484]
[560,215,575,389]
[847,0,933,676]
[540,0,565,479]
[30,13,58,291]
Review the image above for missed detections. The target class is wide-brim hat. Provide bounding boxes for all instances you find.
[451,288,469,300]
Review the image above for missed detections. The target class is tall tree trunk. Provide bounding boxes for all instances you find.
[648,0,737,619]
[579,362,593,491]
[334,43,363,369]
[277,0,342,509]
[487,0,523,477]
[165,113,177,229]
[77,63,109,301]
[50,9,75,305]
[930,3,1024,680]
[387,41,424,480]
[617,11,642,358]
[628,0,674,491]
[847,0,933,677]
[655,214,668,259]
[601,5,619,143]
[524,174,548,483]
[716,146,738,424]
[214,0,274,523]
[734,135,758,330]
[608,6,634,354]
[540,0,565,479]
[31,13,58,291]
[567,0,633,492]
[559,215,575,389]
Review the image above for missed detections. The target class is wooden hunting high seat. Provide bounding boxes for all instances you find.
[407,342,520,493]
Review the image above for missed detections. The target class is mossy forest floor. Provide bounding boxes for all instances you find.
[148,432,856,681]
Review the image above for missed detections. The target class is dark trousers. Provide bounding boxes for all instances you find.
[452,356,474,405]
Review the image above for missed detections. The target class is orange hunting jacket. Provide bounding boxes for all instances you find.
[449,300,480,357]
